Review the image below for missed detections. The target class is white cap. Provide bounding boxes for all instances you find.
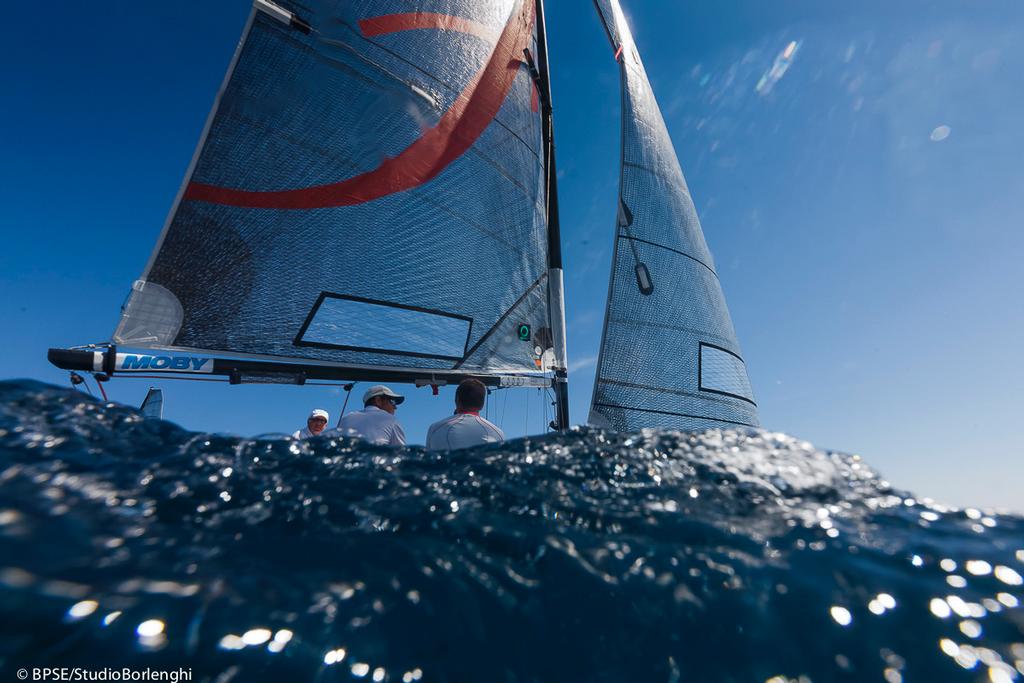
[308,408,330,421]
[363,385,405,405]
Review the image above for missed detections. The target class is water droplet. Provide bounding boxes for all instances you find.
[930,125,951,142]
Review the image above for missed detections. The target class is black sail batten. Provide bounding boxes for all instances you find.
[76,0,566,400]
[588,0,760,432]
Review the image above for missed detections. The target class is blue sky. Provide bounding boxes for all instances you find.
[2,1,1021,511]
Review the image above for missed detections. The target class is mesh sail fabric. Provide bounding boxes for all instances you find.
[588,0,759,431]
[113,0,551,376]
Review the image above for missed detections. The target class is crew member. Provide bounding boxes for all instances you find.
[333,385,406,446]
[426,378,504,450]
[293,408,329,439]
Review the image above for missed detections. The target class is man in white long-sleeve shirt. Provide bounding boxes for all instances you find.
[332,385,406,446]
[426,378,504,450]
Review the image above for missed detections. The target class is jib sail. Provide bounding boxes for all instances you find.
[113,0,565,384]
[588,0,760,431]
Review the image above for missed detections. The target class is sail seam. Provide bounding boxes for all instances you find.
[606,318,734,348]
[595,378,758,408]
[592,402,758,428]
[616,235,717,277]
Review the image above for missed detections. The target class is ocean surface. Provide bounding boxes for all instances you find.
[0,380,1021,682]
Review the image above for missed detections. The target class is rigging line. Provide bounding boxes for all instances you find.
[69,373,93,396]
[452,273,547,369]
[525,384,530,435]
[338,382,358,425]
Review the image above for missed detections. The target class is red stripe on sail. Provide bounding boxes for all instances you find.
[184,3,534,210]
[358,12,497,42]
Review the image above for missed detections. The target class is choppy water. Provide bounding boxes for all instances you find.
[0,380,1021,682]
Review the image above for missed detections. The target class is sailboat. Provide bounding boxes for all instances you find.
[48,0,758,434]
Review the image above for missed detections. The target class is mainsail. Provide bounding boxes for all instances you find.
[104,0,566,393]
[588,0,760,431]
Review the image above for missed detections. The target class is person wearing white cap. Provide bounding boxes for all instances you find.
[293,408,330,439]
[331,385,406,446]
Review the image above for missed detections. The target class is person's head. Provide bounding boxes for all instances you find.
[362,385,405,415]
[307,408,329,435]
[455,378,487,413]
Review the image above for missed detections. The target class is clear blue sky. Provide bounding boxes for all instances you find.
[2,1,1021,511]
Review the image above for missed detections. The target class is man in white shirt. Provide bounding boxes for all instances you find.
[293,408,329,439]
[426,378,505,450]
[332,385,406,446]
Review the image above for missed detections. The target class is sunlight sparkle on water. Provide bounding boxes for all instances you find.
[67,600,98,619]
[830,606,852,626]
[997,593,1019,608]
[930,599,952,618]
[960,620,983,638]
[136,619,164,637]
[967,560,993,576]
[219,635,246,651]
[242,628,272,645]
[995,566,1023,586]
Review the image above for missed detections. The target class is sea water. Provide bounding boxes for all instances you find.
[0,380,1021,682]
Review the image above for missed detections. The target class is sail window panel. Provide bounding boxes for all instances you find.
[699,343,755,403]
[297,295,471,360]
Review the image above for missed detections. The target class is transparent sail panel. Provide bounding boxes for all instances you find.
[114,0,552,376]
[588,0,760,431]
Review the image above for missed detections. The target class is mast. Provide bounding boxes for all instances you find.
[534,0,570,431]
